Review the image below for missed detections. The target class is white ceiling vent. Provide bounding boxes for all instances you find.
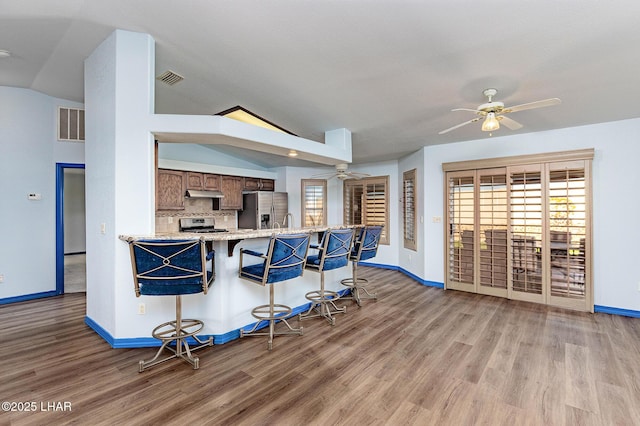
[156,70,184,85]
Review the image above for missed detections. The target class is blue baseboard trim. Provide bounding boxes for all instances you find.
[358,262,445,289]
[84,292,353,348]
[85,316,117,347]
[0,290,58,305]
[594,305,640,319]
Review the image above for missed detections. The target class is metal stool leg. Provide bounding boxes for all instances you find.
[139,296,213,372]
[240,285,303,350]
[340,262,377,307]
[300,270,346,325]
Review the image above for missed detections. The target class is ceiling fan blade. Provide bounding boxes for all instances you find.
[310,172,338,179]
[347,172,371,179]
[503,98,561,114]
[451,108,481,113]
[497,115,523,130]
[439,117,481,135]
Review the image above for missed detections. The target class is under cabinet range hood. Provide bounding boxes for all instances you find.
[185,189,225,198]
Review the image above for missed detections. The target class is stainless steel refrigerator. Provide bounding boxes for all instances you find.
[238,191,289,230]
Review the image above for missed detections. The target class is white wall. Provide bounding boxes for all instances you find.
[0,86,84,299]
[84,30,156,338]
[422,118,640,312]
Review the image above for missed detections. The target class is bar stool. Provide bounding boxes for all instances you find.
[128,237,215,372]
[340,225,383,306]
[239,233,311,350]
[299,228,355,325]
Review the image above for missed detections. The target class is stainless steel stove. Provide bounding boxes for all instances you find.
[179,217,228,233]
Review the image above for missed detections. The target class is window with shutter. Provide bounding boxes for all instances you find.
[443,149,593,311]
[548,164,587,302]
[403,169,417,250]
[301,179,327,227]
[510,165,544,302]
[447,172,475,290]
[479,169,508,295]
[344,176,389,245]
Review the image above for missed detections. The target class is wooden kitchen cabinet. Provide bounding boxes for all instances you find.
[157,169,185,210]
[260,178,274,191]
[219,176,243,210]
[243,177,275,191]
[203,174,221,190]
[186,172,221,191]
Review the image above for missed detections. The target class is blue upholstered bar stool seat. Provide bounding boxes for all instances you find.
[340,225,383,306]
[239,233,311,350]
[128,238,214,372]
[299,228,354,325]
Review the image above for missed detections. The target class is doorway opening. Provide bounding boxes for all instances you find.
[56,163,86,295]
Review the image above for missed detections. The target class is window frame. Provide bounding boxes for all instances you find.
[343,175,390,245]
[442,148,594,312]
[301,179,327,228]
[403,169,417,250]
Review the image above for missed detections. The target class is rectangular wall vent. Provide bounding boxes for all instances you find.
[58,107,85,142]
[157,70,184,85]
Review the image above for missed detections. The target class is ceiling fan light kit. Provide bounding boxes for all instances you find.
[481,112,500,132]
[439,88,561,135]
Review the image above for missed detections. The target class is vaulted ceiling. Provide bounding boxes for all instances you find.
[2,0,640,166]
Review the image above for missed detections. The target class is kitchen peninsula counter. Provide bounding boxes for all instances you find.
[120,225,359,257]
[120,225,349,242]
[119,225,361,342]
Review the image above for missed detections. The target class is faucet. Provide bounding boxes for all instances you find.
[284,213,294,229]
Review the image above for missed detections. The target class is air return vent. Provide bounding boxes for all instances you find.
[156,70,184,85]
[58,107,85,142]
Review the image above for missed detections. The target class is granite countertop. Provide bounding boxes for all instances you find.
[119,225,359,242]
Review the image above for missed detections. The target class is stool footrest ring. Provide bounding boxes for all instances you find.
[139,318,213,373]
[240,303,303,350]
[299,290,346,325]
[340,278,377,307]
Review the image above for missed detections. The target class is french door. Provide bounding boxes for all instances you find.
[445,153,592,312]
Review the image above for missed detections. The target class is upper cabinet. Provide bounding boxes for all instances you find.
[218,176,244,210]
[203,174,221,190]
[157,169,185,210]
[157,169,272,211]
[186,172,221,191]
[243,177,275,191]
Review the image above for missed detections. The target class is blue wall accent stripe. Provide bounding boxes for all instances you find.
[0,290,59,305]
[594,305,640,319]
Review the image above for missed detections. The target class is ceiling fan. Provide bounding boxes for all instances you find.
[311,163,371,181]
[439,88,561,135]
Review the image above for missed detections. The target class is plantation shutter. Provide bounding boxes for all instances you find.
[403,169,417,250]
[478,169,508,296]
[301,180,327,227]
[344,176,389,244]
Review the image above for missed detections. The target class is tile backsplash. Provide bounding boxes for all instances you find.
[156,198,237,233]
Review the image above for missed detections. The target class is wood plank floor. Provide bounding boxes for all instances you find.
[2,267,640,425]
